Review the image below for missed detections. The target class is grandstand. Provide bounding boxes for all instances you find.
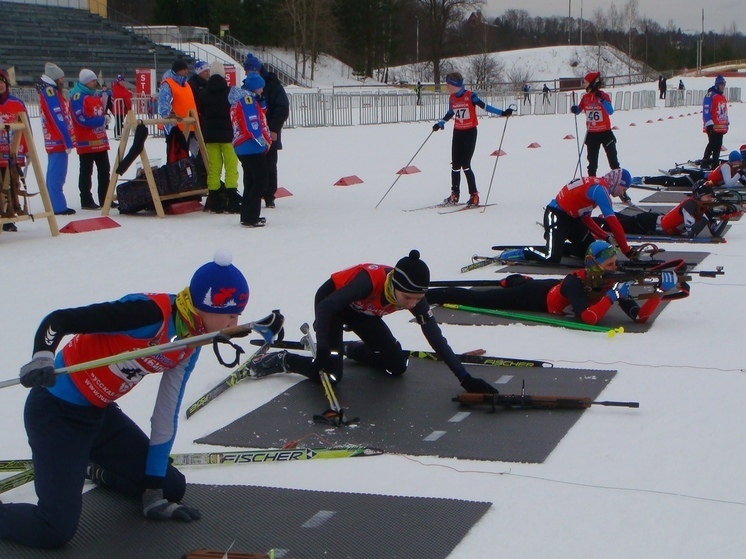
[0,0,192,85]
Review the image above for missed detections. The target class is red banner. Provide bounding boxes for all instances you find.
[225,64,237,87]
[135,68,156,96]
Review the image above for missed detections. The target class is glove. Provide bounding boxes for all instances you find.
[706,124,714,134]
[142,488,201,522]
[595,90,604,99]
[502,107,513,117]
[606,281,633,302]
[19,351,56,388]
[252,309,285,344]
[432,120,445,132]
[460,374,498,394]
[659,271,677,291]
[570,105,581,115]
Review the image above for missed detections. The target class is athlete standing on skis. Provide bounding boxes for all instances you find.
[571,72,619,178]
[433,72,512,208]
[0,251,251,549]
[249,250,496,394]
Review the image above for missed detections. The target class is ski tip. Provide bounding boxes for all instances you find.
[607,326,625,338]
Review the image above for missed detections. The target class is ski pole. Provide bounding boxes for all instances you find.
[571,92,587,180]
[375,129,434,209]
[0,315,281,390]
[481,104,515,213]
[300,323,357,426]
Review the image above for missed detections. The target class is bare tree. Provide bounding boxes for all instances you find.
[468,53,503,90]
[416,0,485,88]
[280,0,336,82]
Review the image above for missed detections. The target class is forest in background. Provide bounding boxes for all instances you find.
[117,0,746,84]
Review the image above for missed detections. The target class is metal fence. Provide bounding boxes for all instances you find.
[10,86,741,131]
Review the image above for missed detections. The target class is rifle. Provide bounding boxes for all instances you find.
[453,391,639,412]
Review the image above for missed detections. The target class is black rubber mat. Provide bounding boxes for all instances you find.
[197,359,618,464]
[429,300,663,332]
[0,484,490,559]
[639,191,688,203]
[619,204,675,215]
[494,249,710,275]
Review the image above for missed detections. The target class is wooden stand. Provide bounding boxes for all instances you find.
[101,109,209,218]
[0,112,59,236]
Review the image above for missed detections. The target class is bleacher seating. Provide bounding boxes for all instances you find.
[0,1,193,85]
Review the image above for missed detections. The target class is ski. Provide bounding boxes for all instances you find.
[185,342,271,419]
[170,446,383,465]
[0,446,384,492]
[461,255,503,273]
[438,203,496,214]
[0,459,34,472]
[0,468,35,494]
[443,303,624,336]
[404,202,464,212]
[250,340,552,368]
[625,234,726,244]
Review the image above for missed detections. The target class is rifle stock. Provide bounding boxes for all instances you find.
[453,392,639,410]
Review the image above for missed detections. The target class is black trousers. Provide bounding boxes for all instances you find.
[78,151,111,206]
[0,388,185,548]
[703,131,724,169]
[585,129,619,177]
[450,127,478,195]
[285,279,408,383]
[525,206,594,263]
[238,153,268,225]
[264,143,279,204]
[426,276,558,312]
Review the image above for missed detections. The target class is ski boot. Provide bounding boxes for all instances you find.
[249,350,288,378]
[466,192,480,207]
[443,192,459,205]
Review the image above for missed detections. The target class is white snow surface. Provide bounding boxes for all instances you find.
[1,51,746,558]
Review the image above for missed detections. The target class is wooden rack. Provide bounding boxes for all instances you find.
[101,109,209,218]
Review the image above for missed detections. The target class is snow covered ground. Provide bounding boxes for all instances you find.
[1,50,745,557]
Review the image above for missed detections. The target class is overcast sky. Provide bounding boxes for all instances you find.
[481,0,742,34]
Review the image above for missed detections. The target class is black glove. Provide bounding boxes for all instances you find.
[432,120,445,132]
[595,90,604,99]
[706,124,714,134]
[460,374,498,394]
[624,246,641,260]
[19,351,56,388]
[502,107,513,117]
[570,105,581,115]
[142,488,201,522]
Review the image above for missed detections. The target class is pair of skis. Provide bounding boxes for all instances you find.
[404,202,496,213]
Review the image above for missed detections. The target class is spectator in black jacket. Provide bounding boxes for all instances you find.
[244,53,289,208]
[197,61,240,214]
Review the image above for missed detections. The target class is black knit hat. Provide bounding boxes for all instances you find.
[172,60,188,73]
[392,250,430,293]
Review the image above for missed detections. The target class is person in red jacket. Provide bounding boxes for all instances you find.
[500,168,637,264]
[36,62,76,215]
[571,72,619,177]
[428,241,683,325]
[111,74,132,139]
[701,74,729,170]
[70,69,110,209]
[249,250,497,394]
[0,68,29,231]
